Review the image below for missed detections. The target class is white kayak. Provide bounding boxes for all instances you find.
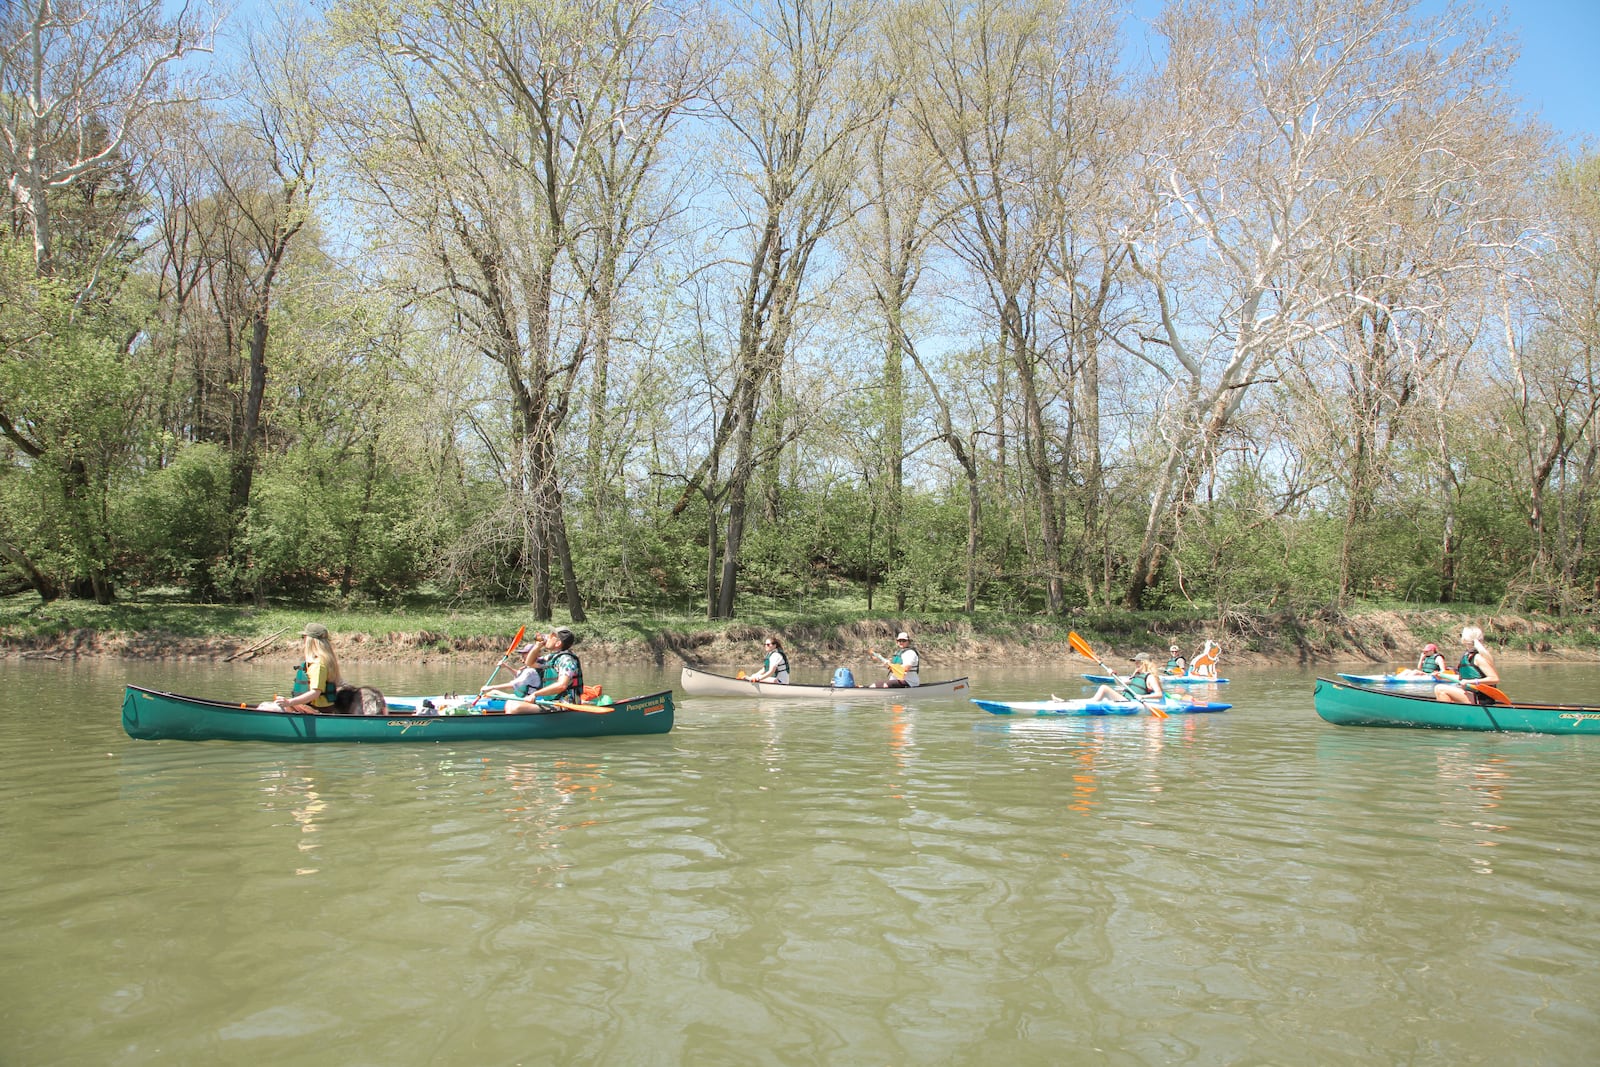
[1083,673,1228,686]
[681,666,970,699]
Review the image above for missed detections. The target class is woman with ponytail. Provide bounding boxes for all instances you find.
[260,623,344,712]
[1435,625,1500,705]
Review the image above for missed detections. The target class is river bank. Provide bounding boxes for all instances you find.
[4,603,1598,669]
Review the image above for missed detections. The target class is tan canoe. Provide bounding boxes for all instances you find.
[680,666,970,700]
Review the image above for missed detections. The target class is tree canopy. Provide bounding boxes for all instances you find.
[2,0,1595,621]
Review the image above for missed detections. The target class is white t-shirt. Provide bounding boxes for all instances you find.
[509,665,541,696]
[895,647,920,686]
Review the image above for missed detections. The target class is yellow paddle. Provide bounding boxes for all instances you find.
[870,650,908,680]
[1068,631,1168,719]
[530,699,615,715]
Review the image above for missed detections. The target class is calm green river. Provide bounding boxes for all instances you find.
[2,656,1597,1065]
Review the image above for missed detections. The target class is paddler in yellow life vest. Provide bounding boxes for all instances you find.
[260,623,342,712]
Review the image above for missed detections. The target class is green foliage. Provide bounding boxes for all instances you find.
[886,493,979,611]
[118,443,233,594]
[0,236,151,599]
[227,442,445,602]
[570,499,706,614]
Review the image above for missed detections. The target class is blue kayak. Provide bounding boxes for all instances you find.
[1083,673,1228,686]
[1337,672,1457,687]
[973,697,1231,717]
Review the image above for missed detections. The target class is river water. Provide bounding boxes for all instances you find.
[2,657,1597,1066]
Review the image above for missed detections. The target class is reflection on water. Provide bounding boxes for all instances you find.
[3,658,1599,1064]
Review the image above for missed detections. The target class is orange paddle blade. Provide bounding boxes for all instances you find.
[503,625,527,657]
[1067,631,1096,661]
[1465,681,1510,705]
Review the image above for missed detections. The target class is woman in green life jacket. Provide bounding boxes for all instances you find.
[261,623,343,712]
[1084,657,1166,705]
[1434,626,1501,705]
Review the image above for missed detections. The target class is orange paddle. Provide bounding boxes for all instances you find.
[479,626,527,694]
[1463,680,1510,705]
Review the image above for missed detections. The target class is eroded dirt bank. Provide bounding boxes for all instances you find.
[4,609,1597,668]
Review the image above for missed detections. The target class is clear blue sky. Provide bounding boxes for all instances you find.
[1500,0,1599,144]
[1118,0,1598,147]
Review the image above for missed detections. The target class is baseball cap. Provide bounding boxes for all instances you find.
[1169,645,1180,652]
[301,623,329,639]
[1423,643,1438,652]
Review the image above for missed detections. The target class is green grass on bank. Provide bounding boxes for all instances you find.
[3,588,1597,655]
[0,588,1225,649]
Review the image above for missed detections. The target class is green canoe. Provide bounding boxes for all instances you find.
[1313,677,1600,735]
[121,684,674,743]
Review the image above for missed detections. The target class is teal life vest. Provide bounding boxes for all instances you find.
[1126,672,1155,696]
[1421,653,1445,673]
[1165,656,1184,674]
[541,650,583,703]
[1457,651,1485,681]
[290,662,336,703]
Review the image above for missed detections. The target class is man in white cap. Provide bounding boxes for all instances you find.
[1164,644,1188,676]
[869,631,921,687]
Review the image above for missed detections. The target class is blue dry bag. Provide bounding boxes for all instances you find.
[832,667,856,688]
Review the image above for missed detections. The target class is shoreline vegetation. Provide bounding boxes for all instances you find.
[4,594,1597,670]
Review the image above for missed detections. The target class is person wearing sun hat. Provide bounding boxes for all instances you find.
[261,623,343,712]
[1163,644,1188,676]
[1398,641,1451,679]
[480,637,547,702]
